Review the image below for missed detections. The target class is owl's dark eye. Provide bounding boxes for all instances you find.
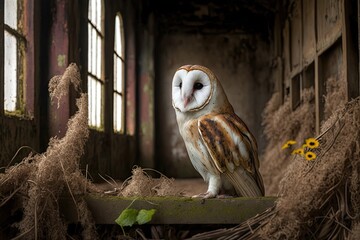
[194,82,203,90]
[179,82,182,89]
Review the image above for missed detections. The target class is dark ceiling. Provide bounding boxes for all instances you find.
[150,0,277,35]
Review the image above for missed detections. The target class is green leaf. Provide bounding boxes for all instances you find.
[136,209,156,225]
[115,208,139,227]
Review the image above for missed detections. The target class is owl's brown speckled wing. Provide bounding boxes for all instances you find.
[198,113,265,197]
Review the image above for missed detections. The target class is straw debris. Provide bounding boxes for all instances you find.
[0,64,98,239]
[119,166,181,197]
[261,88,315,195]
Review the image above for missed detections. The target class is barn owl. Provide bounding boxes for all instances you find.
[172,65,265,198]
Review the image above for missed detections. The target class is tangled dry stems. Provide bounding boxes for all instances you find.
[0,64,98,240]
[261,88,316,195]
[119,166,181,197]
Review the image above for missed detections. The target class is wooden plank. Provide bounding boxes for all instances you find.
[316,40,343,134]
[290,0,302,72]
[315,56,322,135]
[341,0,360,100]
[302,0,316,64]
[316,0,342,52]
[61,194,276,225]
[290,74,301,110]
[273,1,284,105]
[302,62,315,89]
[283,19,291,91]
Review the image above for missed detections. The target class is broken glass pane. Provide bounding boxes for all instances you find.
[4,31,17,112]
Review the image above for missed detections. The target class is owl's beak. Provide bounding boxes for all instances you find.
[183,96,191,108]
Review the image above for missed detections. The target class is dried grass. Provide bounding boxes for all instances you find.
[119,166,181,197]
[261,74,347,196]
[0,64,98,239]
[49,63,81,108]
[321,75,347,132]
[261,88,315,195]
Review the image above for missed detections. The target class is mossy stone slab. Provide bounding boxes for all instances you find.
[61,194,276,224]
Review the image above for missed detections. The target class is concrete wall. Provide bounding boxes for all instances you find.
[155,33,273,178]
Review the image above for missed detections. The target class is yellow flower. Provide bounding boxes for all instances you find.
[305,151,316,161]
[305,138,320,149]
[291,148,304,155]
[281,140,297,150]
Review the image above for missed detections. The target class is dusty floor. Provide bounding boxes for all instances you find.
[96,178,208,197]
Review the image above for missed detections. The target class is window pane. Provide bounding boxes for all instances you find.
[4,31,18,111]
[113,53,118,90]
[88,0,103,129]
[89,0,95,24]
[115,15,121,54]
[95,80,102,127]
[116,59,123,92]
[96,35,101,78]
[88,24,92,73]
[113,13,125,133]
[88,77,103,128]
[114,14,124,57]
[114,56,119,91]
[91,27,97,75]
[88,76,94,126]
[96,0,102,32]
[5,0,17,29]
[114,93,122,132]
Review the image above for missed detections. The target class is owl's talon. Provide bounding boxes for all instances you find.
[191,192,216,199]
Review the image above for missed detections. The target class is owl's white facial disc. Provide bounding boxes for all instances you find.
[172,69,212,112]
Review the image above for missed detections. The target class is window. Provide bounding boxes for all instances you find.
[3,0,26,113]
[88,0,104,128]
[113,14,125,133]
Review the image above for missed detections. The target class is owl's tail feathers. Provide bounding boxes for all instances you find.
[225,168,264,197]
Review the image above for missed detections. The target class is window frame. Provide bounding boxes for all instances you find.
[113,12,126,134]
[87,0,105,130]
[1,0,30,117]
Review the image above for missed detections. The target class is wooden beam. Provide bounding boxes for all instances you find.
[61,194,276,225]
[314,55,323,135]
[342,0,360,100]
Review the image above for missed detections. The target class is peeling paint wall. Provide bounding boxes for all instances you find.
[0,117,39,166]
[155,33,273,177]
[136,9,156,169]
